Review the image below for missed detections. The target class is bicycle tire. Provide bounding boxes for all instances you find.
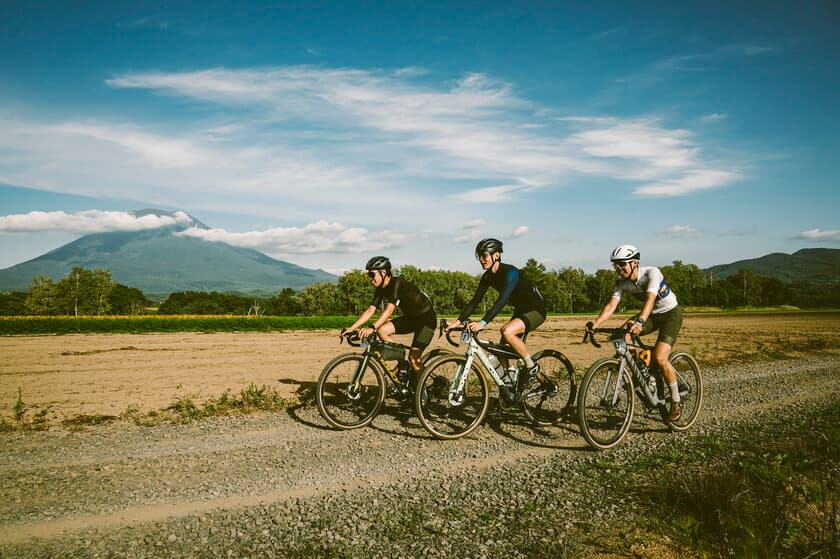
[421,347,454,366]
[521,349,577,425]
[316,353,386,429]
[663,351,703,431]
[577,357,635,450]
[414,354,490,440]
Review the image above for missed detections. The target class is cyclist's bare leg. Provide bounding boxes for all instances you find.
[654,341,675,384]
[376,321,397,343]
[408,347,423,372]
[501,318,529,362]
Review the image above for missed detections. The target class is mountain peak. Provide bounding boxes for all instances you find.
[130,209,208,230]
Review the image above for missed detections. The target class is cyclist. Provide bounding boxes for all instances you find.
[585,244,684,420]
[345,256,437,379]
[446,238,547,400]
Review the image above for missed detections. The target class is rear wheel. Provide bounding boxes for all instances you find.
[577,357,635,450]
[316,353,385,429]
[521,349,577,425]
[664,351,703,431]
[414,354,490,440]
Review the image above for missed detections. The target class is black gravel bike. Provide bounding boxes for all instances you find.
[315,330,451,430]
[578,325,704,450]
[414,320,577,440]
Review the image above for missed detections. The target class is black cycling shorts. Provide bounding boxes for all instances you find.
[391,310,437,350]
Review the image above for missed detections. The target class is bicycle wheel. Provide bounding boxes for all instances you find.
[663,351,703,432]
[577,357,635,450]
[420,347,454,366]
[316,353,386,429]
[414,354,490,440]
[521,349,577,425]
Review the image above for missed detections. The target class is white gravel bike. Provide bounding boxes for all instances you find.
[578,325,704,450]
[414,320,577,440]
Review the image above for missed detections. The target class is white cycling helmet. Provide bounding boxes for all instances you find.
[610,244,640,263]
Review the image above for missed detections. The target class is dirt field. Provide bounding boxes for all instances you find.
[2,312,839,425]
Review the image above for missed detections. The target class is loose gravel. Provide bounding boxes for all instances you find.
[1,355,838,558]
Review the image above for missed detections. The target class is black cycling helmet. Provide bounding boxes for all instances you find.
[474,238,503,259]
[365,256,392,272]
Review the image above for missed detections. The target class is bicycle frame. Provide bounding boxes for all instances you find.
[450,328,521,405]
[609,336,667,408]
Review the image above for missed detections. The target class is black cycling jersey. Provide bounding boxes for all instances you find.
[458,263,545,324]
[371,276,432,318]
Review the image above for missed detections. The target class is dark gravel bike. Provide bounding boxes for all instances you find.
[414,320,577,440]
[578,325,704,450]
[315,330,451,430]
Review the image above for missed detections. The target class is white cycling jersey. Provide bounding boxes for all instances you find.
[612,266,678,315]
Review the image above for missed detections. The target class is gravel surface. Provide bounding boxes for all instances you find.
[1,355,838,558]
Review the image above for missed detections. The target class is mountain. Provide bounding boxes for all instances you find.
[704,248,840,285]
[0,210,336,298]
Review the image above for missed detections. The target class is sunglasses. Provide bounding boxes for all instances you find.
[613,261,631,271]
[367,270,379,279]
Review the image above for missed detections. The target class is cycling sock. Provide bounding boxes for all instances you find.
[669,381,681,402]
[524,355,534,369]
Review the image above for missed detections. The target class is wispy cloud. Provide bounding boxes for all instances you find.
[512,226,528,237]
[793,229,840,242]
[177,221,411,255]
[661,224,697,234]
[0,210,191,234]
[0,64,741,231]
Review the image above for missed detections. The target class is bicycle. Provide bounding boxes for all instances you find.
[413,319,577,440]
[315,330,451,430]
[577,324,704,450]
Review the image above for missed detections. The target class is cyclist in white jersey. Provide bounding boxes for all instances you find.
[586,245,684,421]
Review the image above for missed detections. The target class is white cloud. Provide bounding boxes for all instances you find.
[634,169,740,197]
[794,229,840,242]
[662,225,696,234]
[176,221,412,255]
[0,210,192,234]
[512,226,529,237]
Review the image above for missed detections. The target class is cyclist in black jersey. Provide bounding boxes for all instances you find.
[345,256,437,376]
[445,238,547,399]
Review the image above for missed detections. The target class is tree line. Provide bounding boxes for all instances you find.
[0,260,835,317]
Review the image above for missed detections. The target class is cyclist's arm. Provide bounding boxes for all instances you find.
[590,296,620,330]
[371,303,396,330]
[480,266,518,324]
[628,292,656,334]
[457,276,490,323]
[347,305,377,331]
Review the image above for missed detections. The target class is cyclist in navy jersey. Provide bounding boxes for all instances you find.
[345,256,437,377]
[586,244,684,421]
[446,238,546,399]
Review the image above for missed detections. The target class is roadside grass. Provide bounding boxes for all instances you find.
[2,384,289,431]
[585,402,840,558]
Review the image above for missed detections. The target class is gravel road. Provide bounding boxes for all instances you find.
[1,355,838,558]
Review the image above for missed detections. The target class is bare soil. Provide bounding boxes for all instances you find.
[2,312,839,425]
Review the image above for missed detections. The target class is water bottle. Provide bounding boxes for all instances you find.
[486,353,503,375]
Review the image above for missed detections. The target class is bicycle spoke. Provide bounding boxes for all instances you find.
[415,355,489,440]
[577,358,634,449]
[316,354,385,429]
[666,352,704,431]
[522,349,576,425]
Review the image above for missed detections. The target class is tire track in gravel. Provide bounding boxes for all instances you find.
[0,356,837,547]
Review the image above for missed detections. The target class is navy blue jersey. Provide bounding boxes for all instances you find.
[458,263,545,324]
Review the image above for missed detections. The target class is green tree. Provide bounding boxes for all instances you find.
[586,269,617,312]
[267,288,303,316]
[337,270,370,315]
[109,284,152,314]
[24,276,58,315]
[556,267,590,314]
[300,282,340,315]
[54,267,114,316]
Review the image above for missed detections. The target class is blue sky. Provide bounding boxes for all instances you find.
[1,1,838,276]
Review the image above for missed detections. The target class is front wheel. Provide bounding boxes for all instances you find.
[663,351,703,431]
[414,354,490,440]
[521,349,577,425]
[577,357,635,450]
[316,353,385,429]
